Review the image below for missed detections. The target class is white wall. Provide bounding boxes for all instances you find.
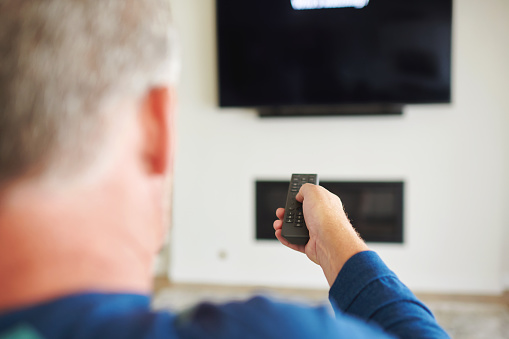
[169,0,509,294]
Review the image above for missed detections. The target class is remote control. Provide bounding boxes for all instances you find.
[281,174,319,245]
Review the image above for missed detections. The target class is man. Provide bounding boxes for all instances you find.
[0,1,449,338]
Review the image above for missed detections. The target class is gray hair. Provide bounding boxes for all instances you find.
[0,0,179,187]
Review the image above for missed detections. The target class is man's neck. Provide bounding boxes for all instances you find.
[0,179,157,312]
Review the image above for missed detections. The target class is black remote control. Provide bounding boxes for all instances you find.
[281,174,319,245]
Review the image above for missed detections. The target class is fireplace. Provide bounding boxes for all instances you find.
[256,181,404,243]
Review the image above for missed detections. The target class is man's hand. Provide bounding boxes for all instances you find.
[274,184,369,286]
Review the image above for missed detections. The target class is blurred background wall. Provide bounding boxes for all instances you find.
[168,0,509,294]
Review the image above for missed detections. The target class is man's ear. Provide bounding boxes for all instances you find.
[139,86,175,176]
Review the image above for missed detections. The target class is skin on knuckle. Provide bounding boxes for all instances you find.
[334,194,343,205]
[306,183,320,196]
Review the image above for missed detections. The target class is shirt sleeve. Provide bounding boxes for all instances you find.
[329,251,450,339]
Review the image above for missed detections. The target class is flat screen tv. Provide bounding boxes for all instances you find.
[216,0,452,116]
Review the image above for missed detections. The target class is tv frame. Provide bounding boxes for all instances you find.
[216,0,453,117]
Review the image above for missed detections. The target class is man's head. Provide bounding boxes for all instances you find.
[0,0,179,298]
[0,0,179,188]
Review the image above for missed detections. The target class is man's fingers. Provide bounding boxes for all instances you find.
[275,210,304,252]
[273,219,283,231]
[274,206,306,253]
[276,208,285,220]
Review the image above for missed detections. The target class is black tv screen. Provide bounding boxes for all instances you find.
[217,0,452,110]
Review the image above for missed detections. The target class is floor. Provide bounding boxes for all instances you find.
[152,282,509,339]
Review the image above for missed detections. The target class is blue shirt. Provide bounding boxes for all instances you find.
[0,251,450,338]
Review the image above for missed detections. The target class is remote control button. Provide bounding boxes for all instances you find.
[295,223,303,227]
[286,219,293,223]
